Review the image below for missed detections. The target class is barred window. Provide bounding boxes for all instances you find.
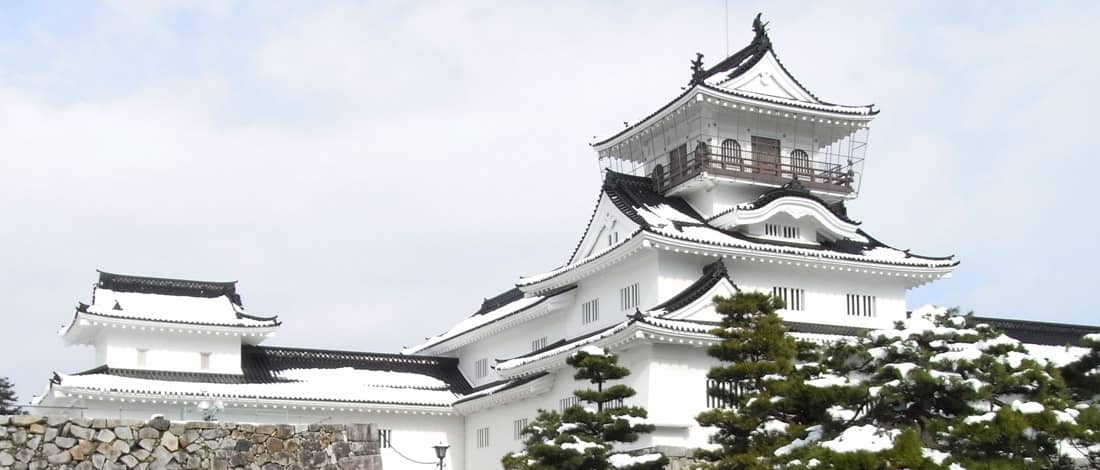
[764,223,800,239]
[720,139,741,167]
[582,299,600,325]
[605,398,625,410]
[378,429,392,448]
[476,427,490,448]
[474,358,489,378]
[560,396,579,412]
[772,287,805,311]
[791,149,811,178]
[706,379,750,409]
[619,283,639,311]
[846,294,876,317]
[513,418,528,440]
[531,337,547,352]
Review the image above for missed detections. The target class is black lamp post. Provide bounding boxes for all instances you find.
[432,443,449,469]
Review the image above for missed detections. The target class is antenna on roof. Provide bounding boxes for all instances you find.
[725,0,729,56]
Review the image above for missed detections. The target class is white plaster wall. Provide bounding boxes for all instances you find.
[462,345,655,470]
[721,259,909,329]
[644,343,721,448]
[453,312,562,388]
[65,399,464,470]
[655,251,712,303]
[98,329,242,374]
[564,250,659,340]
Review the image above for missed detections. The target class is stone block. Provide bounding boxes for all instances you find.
[229,453,250,467]
[138,439,156,452]
[0,440,12,450]
[183,456,200,470]
[336,455,382,470]
[131,449,150,462]
[264,438,284,453]
[210,457,228,470]
[46,416,70,427]
[112,439,131,455]
[70,426,95,441]
[44,427,58,443]
[182,423,214,430]
[114,427,134,441]
[40,443,61,457]
[25,436,40,450]
[137,428,160,441]
[120,455,139,469]
[345,424,376,444]
[332,442,350,459]
[75,460,93,470]
[180,431,199,448]
[27,424,46,435]
[0,416,10,426]
[11,430,26,445]
[47,451,73,465]
[68,444,89,461]
[147,418,170,433]
[76,439,96,457]
[91,419,107,429]
[0,451,14,466]
[161,432,179,452]
[72,418,93,428]
[15,448,34,462]
[11,416,44,427]
[95,429,116,443]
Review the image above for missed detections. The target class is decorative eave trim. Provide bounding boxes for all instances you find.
[62,311,279,345]
[642,232,956,288]
[495,319,718,379]
[593,88,873,151]
[409,288,578,356]
[712,196,863,241]
[518,232,650,295]
[53,386,457,415]
[452,374,556,415]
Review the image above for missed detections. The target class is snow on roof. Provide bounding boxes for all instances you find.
[403,287,574,355]
[81,288,278,328]
[57,367,458,407]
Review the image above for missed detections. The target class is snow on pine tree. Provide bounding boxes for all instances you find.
[0,376,22,415]
[775,306,1084,469]
[501,345,667,470]
[694,291,824,470]
[1062,332,1100,468]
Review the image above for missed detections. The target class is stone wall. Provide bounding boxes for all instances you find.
[0,415,381,470]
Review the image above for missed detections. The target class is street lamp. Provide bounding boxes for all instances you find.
[432,443,449,469]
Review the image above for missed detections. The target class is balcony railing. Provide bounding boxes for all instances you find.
[651,143,857,194]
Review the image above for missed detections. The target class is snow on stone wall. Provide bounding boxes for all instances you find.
[0,415,382,470]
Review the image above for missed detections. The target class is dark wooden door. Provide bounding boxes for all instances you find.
[751,136,780,176]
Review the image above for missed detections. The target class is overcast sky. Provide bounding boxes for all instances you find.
[2,1,1098,404]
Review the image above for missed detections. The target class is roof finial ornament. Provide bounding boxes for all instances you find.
[690,52,706,83]
[752,12,769,38]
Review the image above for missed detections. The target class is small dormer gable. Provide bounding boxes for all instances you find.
[707,50,816,104]
[709,180,864,246]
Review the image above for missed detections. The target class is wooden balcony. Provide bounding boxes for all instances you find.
[651,143,856,195]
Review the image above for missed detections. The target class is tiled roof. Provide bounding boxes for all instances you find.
[97,270,241,304]
[971,317,1099,347]
[649,260,734,314]
[712,179,859,225]
[452,373,550,406]
[58,345,472,407]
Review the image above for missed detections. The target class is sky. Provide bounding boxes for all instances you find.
[2,1,1098,404]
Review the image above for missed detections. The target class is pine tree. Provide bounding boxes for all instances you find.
[0,376,23,415]
[694,291,808,470]
[1062,333,1100,468]
[502,346,667,470]
[778,307,1081,469]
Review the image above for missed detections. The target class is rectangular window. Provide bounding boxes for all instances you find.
[846,294,877,317]
[513,418,528,440]
[772,287,805,311]
[136,349,148,367]
[199,352,211,371]
[378,429,392,449]
[531,337,547,352]
[605,398,625,410]
[476,427,490,448]
[582,299,600,325]
[560,396,579,412]
[706,379,750,409]
[474,358,489,379]
[619,283,640,311]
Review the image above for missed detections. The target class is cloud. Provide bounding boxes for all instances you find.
[1,1,1098,404]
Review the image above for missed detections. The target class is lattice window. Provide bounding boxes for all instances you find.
[474,358,489,378]
[378,429,392,448]
[720,138,741,168]
[846,294,877,317]
[476,427,490,448]
[619,283,639,311]
[772,287,805,311]
[560,396,579,412]
[582,299,600,325]
[531,337,547,352]
[764,223,800,240]
[513,418,528,441]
